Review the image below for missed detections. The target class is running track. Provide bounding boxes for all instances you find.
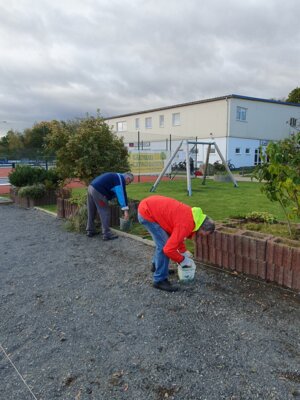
[0,168,178,195]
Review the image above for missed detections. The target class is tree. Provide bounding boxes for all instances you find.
[286,87,300,103]
[46,116,130,184]
[23,122,53,159]
[0,130,24,158]
[253,132,300,237]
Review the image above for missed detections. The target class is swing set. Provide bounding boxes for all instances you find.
[150,139,238,196]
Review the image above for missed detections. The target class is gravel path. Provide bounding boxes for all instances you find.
[0,205,299,400]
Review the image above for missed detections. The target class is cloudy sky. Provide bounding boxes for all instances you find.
[0,0,300,135]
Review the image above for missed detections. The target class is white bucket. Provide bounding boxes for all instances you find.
[178,264,196,282]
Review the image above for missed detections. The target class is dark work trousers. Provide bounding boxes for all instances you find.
[86,185,112,239]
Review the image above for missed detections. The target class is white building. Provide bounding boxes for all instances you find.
[106,94,300,168]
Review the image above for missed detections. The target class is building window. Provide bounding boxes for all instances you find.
[145,117,152,129]
[116,121,127,132]
[209,147,216,153]
[236,106,247,121]
[290,117,297,127]
[135,118,140,130]
[159,115,164,128]
[172,112,180,126]
[235,148,241,154]
[245,148,250,154]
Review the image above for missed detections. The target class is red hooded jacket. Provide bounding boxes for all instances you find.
[138,195,196,263]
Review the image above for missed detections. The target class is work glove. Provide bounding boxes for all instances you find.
[180,250,193,259]
[179,257,196,268]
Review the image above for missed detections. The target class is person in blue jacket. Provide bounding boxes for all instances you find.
[86,172,134,240]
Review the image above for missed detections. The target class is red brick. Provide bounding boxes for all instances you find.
[257,261,267,280]
[274,244,283,266]
[234,234,243,256]
[282,247,293,269]
[209,247,217,265]
[222,252,229,269]
[250,259,258,277]
[292,247,300,269]
[227,253,236,270]
[249,239,257,260]
[227,234,235,254]
[292,268,300,291]
[283,267,293,289]
[242,257,250,275]
[241,236,250,258]
[266,241,275,265]
[235,254,243,272]
[221,233,228,252]
[202,237,209,263]
[266,263,275,282]
[216,251,222,267]
[274,265,284,285]
[215,231,222,250]
[256,240,267,261]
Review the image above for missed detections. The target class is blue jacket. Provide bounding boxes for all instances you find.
[91,172,129,210]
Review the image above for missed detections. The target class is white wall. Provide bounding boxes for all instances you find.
[106,99,228,139]
[229,98,300,141]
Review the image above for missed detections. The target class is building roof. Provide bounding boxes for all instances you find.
[106,94,300,120]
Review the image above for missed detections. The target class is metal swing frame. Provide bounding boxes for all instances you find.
[150,139,238,196]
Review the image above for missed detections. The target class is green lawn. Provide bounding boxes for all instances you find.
[126,179,292,222]
[37,204,57,213]
[72,179,294,222]
[40,179,299,241]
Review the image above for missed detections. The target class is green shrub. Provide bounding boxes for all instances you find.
[64,205,101,233]
[9,165,60,188]
[18,184,46,199]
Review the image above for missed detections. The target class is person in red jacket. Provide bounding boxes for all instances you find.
[138,195,215,292]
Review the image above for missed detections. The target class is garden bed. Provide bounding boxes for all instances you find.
[195,225,300,292]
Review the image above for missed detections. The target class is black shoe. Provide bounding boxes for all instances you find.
[103,234,119,241]
[151,262,155,272]
[86,232,99,237]
[153,279,179,292]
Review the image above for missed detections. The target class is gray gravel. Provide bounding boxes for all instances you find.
[0,205,300,400]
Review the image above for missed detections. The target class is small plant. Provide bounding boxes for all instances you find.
[245,211,278,224]
[69,191,87,207]
[18,184,46,199]
[65,205,88,233]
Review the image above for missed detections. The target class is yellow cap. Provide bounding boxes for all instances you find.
[192,207,207,232]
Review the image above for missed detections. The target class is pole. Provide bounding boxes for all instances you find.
[214,142,238,187]
[150,140,183,192]
[202,143,211,185]
[186,140,192,196]
[138,131,140,183]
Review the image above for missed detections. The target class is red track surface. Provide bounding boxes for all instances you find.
[0,168,177,195]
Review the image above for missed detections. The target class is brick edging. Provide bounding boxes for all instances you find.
[195,226,300,292]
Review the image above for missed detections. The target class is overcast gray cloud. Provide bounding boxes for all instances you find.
[0,0,300,134]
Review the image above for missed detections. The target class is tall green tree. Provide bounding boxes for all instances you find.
[23,122,53,158]
[0,130,24,158]
[46,116,130,184]
[286,87,300,103]
[254,132,300,237]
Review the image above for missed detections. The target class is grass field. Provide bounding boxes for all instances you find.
[71,179,295,222]
[45,179,299,240]
[126,179,293,222]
